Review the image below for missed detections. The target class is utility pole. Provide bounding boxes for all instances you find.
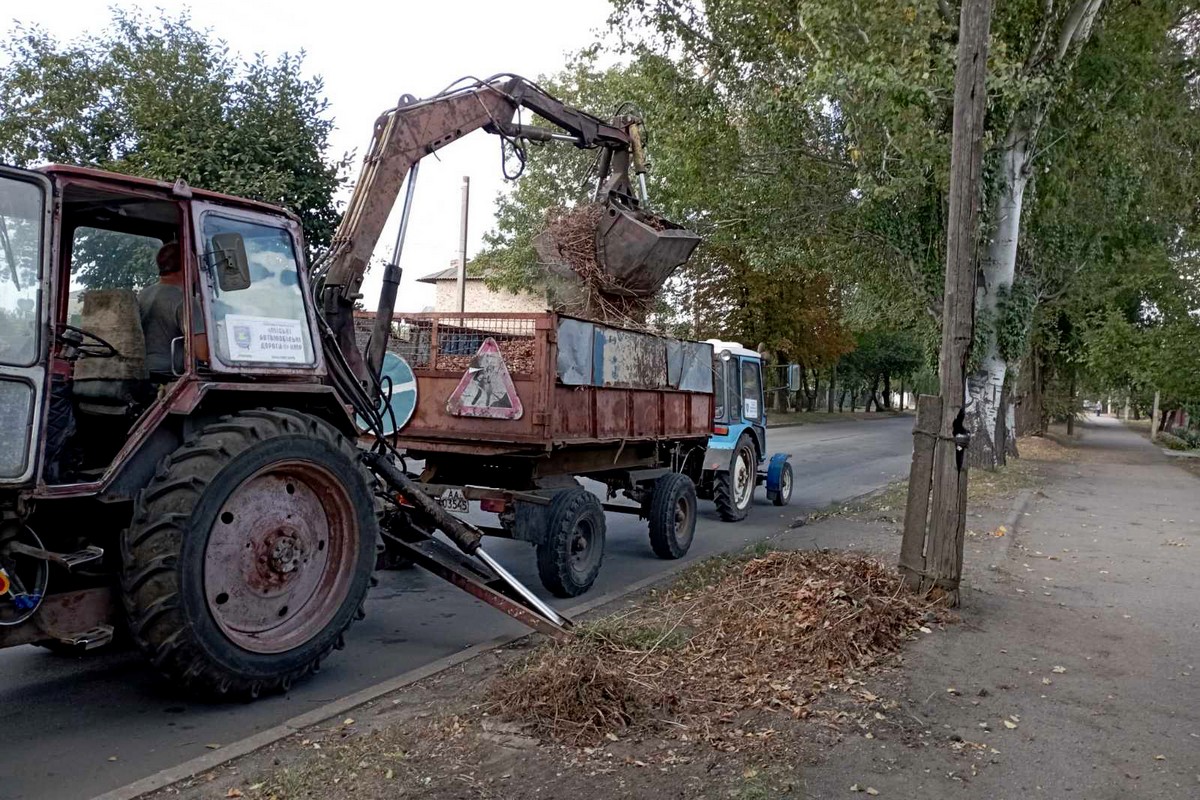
[457,176,470,313]
[899,0,993,605]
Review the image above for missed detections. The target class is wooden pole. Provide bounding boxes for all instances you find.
[907,0,993,605]
[899,394,942,589]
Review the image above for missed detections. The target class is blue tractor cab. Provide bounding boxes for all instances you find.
[699,341,793,521]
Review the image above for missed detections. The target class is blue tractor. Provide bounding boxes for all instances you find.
[699,342,794,521]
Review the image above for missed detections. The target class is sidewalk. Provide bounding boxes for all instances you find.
[798,417,1200,799]
[141,418,1200,800]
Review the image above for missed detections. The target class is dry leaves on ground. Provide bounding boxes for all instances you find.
[488,550,935,745]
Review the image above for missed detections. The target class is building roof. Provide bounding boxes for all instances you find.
[416,265,485,284]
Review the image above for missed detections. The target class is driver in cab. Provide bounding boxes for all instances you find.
[138,242,208,382]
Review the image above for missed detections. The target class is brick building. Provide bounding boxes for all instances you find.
[417,260,546,314]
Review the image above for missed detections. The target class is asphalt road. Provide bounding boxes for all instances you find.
[0,415,912,800]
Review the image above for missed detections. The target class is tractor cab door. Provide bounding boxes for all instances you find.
[0,167,52,485]
[736,355,767,460]
[191,202,322,375]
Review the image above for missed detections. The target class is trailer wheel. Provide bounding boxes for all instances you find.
[770,462,794,507]
[536,487,605,598]
[713,435,756,522]
[121,409,378,698]
[647,473,697,559]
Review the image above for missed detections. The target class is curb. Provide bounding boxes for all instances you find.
[766,412,911,430]
[88,549,726,800]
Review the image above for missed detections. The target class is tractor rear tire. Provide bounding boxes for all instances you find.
[713,435,756,522]
[121,409,378,699]
[647,473,697,559]
[536,487,605,598]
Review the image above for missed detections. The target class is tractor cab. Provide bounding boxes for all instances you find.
[699,340,793,521]
[0,164,331,493]
[0,164,370,672]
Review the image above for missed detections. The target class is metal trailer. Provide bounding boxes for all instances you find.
[698,340,794,521]
[364,311,715,598]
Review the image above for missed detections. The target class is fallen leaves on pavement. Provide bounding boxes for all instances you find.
[489,550,935,745]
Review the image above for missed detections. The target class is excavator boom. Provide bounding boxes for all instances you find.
[316,74,698,380]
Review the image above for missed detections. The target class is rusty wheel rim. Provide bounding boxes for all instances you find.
[203,460,358,654]
[568,517,599,580]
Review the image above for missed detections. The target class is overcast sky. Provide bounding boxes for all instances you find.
[5,0,614,310]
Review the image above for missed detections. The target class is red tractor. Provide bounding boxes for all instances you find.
[0,75,698,697]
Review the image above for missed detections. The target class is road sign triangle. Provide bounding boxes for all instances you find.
[446,337,524,420]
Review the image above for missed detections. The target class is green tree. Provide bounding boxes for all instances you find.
[0,8,350,285]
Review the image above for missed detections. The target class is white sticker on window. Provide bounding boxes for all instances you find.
[744,398,758,418]
[225,315,306,363]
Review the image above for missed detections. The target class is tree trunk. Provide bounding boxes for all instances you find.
[964,0,1102,465]
[1065,369,1077,435]
[1150,390,1161,441]
[828,365,837,413]
[808,371,820,412]
[966,131,1031,470]
[883,373,893,410]
[899,378,906,410]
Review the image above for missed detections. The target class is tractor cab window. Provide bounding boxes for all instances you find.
[199,214,314,367]
[740,359,763,422]
[713,357,726,421]
[0,176,45,367]
[68,228,163,324]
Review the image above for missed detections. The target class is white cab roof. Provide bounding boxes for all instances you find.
[704,339,761,360]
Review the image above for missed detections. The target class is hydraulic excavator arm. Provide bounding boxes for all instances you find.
[313,76,698,638]
[317,75,647,381]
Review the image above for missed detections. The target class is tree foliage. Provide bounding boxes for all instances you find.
[0,8,349,262]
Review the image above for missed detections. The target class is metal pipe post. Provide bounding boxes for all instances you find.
[457,176,470,313]
[365,163,420,382]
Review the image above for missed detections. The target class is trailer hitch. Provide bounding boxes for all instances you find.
[362,452,571,635]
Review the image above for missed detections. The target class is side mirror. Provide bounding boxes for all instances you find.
[209,232,251,292]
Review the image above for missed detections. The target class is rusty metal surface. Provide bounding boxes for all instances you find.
[0,587,115,648]
[594,327,668,388]
[204,460,358,654]
[594,206,701,296]
[41,165,299,221]
[387,312,713,460]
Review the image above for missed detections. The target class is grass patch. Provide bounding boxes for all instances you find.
[967,455,1039,506]
[669,540,778,594]
[1158,432,1196,452]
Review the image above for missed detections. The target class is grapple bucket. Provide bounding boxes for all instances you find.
[594,204,701,296]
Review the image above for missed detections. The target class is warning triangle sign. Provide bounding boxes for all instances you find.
[446,337,524,420]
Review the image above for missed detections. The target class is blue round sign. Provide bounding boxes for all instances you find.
[358,352,418,435]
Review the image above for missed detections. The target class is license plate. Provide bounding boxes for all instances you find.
[438,488,469,514]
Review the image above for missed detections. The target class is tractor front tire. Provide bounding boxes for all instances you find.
[121,409,378,699]
[713,435,756,522]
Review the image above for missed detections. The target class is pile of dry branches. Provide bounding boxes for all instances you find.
[488,550,932,744]
[537,203,654,325]
[436,338,537,375]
